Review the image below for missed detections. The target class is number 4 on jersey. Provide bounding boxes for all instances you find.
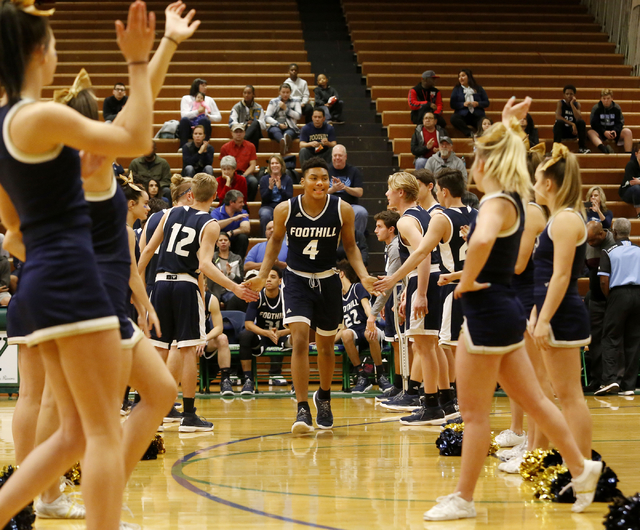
[303,239,319,260]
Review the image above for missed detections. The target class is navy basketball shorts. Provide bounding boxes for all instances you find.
[439,283,463,346]
[534,289,591,348]
[461,284,526,355]
[150,274,205,349]
[405,272,442,337]
[7,292,30,346]
[282,269,342,336]
[97,262,144,349]
[20,229,119,347]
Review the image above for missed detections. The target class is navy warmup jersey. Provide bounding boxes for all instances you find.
[144,210,165,287]
[285,195,342,273]
[246,288,285,330]
[342,283,369,334]
[397,205,431,268]
[467,192,524,285]
[156,206,215,278]
[439,205,478,276]
[426,203,444,268]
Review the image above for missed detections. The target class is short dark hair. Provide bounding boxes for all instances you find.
[0,2,51,104]
[336,259,358,284]
[218,231,230,241]
[289,63,298,70]
[244,84,255,95]
[224,189,244,206]
[190,78,207,97]
[374,210,400,231]
[413,168,436,189]
[436,169,465,198]
[301,156,329,177]
[270,266,283,279]
[563,84,577,94]
[312,108,324,117]
[148,197,168,216]
[279,83,291,92]
[114,82,125,90]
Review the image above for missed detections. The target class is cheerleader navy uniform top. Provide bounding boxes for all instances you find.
[282,194,344,334]
[511,202,546,315]
[533,208,590,346]
[398,205,442,334]
[86,178,143,347]
[0,99,118,346]
[461,192,527,354]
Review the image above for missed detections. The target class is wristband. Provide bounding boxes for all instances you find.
[163,35,179,46]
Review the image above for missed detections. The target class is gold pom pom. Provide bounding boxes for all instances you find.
[519,449,553,481]
[153,434,166,455]
[533,464,568,501]
[64,462,82,485]
[488,432,499,455]
[443,422,465,433]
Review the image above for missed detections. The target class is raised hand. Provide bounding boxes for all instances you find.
[361,275,381,297]
[242,275,266,294]
[164,1,200,44]
[502,96,532,125]
[116,1,156,64]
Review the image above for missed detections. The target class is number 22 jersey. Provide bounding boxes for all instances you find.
[285,195,343,274]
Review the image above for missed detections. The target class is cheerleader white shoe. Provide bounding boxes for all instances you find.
[498,455,524,474]
[495,429,526,448]
[560,459,603,513]
[423,492,476,521]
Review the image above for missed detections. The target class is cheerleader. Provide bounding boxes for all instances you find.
[0,2,154,528]
[423,99,602,521]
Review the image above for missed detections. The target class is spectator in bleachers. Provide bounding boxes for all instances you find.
[102,82,127,123]
[408,70,446,129]
[596,217,640,396]
[199,290,234,396]
[244,220,288,272]
[411,111,445,169]
[299,109,337,165]
[215,155,247,204]
[220,123,258,201]
[189,92,210,125]
[210,189,250,258]
[266,83,301,156]
[259,155,294,236]
[621,145,640,217]
[177,77,221,149]
[476,117,492,137]
[585,186,613,229]
[229,85,266,151]
[584,220,616,391]
[554,85,590,154]
[239,268,291,390]
[128,140,172,201]
[284,63,313,123]
[314,74,344,124]
[182,125,214,177]
[521,113,540,148]
[145,178,169,205]
[328,145,368,234]
[588,89,633,154]
[424,136,466,178]
[207,231,246,313]
[449,69,490,137]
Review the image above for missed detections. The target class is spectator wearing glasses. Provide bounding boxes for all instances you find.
[102,82,127,123]
[411,111,445,170]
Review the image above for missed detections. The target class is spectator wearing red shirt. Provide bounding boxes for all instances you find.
[216,156,248,205]
[219,124,258,200]
[408,70,445,129]
[411,111,445,170]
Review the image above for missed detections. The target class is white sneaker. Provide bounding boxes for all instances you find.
[423,492,476,521]
[157,424,164,432]
[560,459,603,513]
[495,429,526,447]
[120,523,141,530]
[499,439,527,461]
[498,455,524,474]
[35,494,85,519]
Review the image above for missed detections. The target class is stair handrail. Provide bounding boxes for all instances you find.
[582,0,640,76]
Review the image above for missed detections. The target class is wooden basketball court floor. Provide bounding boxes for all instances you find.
[0,391,638,529]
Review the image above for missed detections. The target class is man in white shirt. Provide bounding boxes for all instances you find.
[177,78,222,149]
[284,63,313,123]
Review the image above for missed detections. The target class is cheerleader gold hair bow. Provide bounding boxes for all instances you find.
[540,143,570,171]
[53,69,92,104]
[119,174,144,193]
[529,142,546,157]
[11,0,55,16]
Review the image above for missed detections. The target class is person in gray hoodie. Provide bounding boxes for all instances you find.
[265,83,302,156]
[229,85,266,151]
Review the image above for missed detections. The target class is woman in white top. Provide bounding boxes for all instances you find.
[177,77,221,148]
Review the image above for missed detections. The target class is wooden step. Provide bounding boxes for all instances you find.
[350,31,609,43]
[346,13,594,23]
[154,137,301,153]
[50,29,305,39]
[51,73,316,86]
[52,10,300,21]
[362,63,631,77]
[43,85,288,99]
[55,62,312,75]
[54,38,306,52]
[371,87,640,101]
[354,40,616,54]
[348,21,601,32]
[357,51,624,66]
[56,50,309,63]
[49,20,302,30]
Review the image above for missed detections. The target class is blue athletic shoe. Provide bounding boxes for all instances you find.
[377,375,393,392]
[375,385,401,401]
[351,375,373,394]
[313,390,334,429]
[379,391,420,412]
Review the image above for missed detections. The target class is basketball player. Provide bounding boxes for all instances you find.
[138,173,258,432]
[423,99,602,521]
[245,157,377,434]
[238,268,290,394]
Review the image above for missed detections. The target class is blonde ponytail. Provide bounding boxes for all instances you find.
[540,143,584,216]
